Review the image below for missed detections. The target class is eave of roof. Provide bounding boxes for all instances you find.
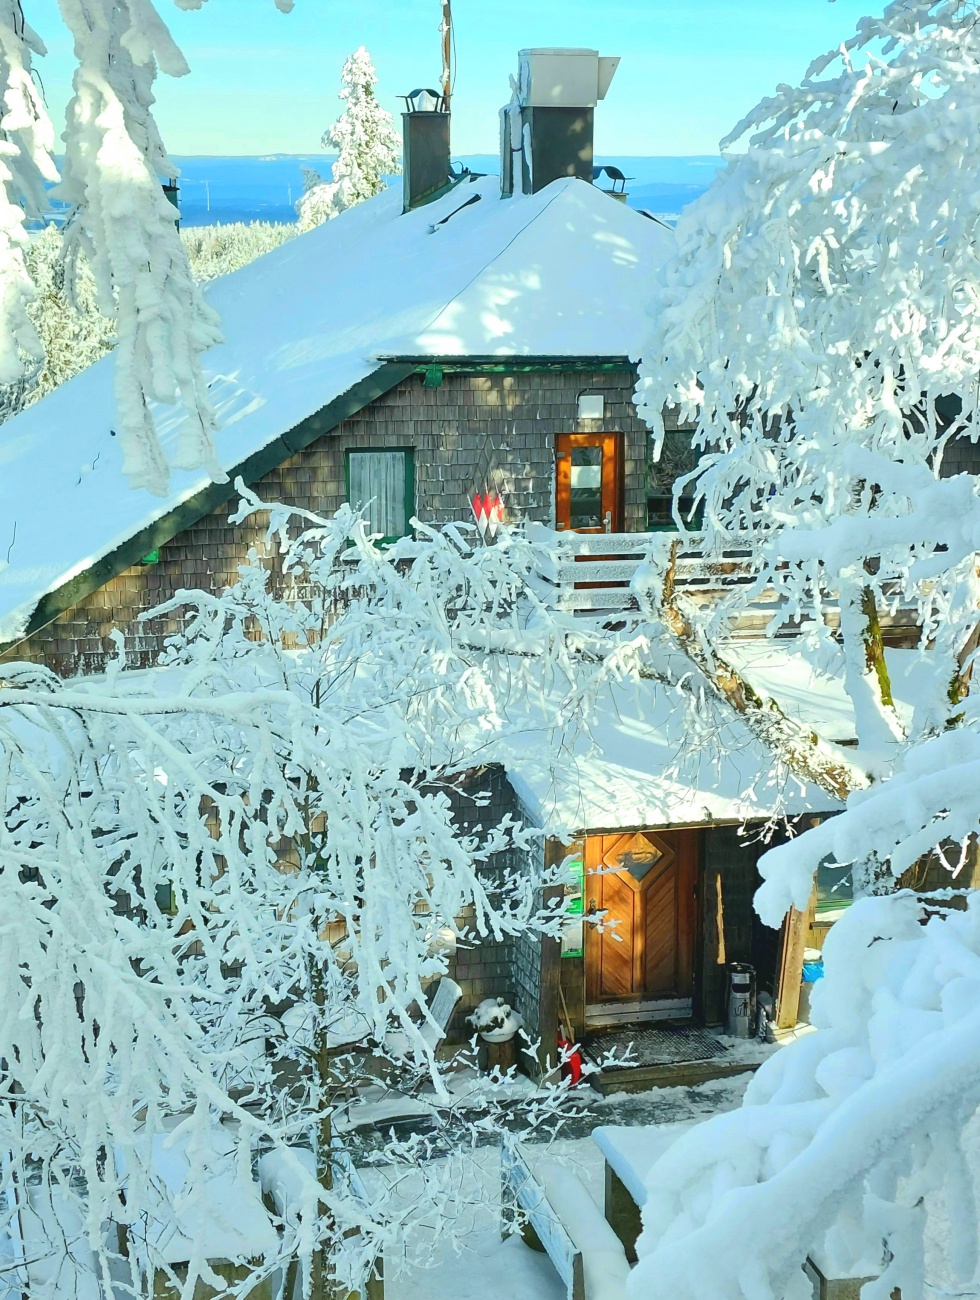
[378,354,636,370]
[6,361,414,650]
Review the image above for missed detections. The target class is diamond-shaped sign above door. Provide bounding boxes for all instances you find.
[602,830,674,883]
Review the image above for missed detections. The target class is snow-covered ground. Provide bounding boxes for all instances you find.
[380,1063,979,1300]
[384,1075,752,1300]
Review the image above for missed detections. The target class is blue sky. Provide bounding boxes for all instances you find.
[30,0,875,156]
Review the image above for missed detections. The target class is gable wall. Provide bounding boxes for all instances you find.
[2,367,652,676]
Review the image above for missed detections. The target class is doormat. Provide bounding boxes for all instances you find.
[584,1025,727,1069]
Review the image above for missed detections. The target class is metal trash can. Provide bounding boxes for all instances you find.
[727,962,756,1038]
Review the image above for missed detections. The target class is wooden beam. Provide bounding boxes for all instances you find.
[775,883,816,1030]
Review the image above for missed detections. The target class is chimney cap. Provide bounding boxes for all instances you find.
[401,88,447,114]
[517,49,620,108]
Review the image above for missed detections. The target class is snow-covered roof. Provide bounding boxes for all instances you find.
[0,174,674,646]
[723,642,928,746]
[498,673,842,838]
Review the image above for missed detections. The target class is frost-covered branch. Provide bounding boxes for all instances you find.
[629,5,980,1296]
[0,1,299,490]
[631,891,980,1300]
[0,496,601,1299]
[638,0,980,777]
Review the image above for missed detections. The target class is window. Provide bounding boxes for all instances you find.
[646,428,703,531]
[345,449,414,543]
[815,859,852,918]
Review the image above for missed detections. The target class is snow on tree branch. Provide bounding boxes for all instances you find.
[0,4,57,384]
[0,1,297,494]
[629,5,980,1296]
[55,0,226,496]
[0,496,611,1299]
[631,891,980,1300]
[638,0,980,774]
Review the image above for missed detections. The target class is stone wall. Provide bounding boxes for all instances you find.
[2,367,651,675]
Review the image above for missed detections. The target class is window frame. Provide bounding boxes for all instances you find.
[344,447,416,544]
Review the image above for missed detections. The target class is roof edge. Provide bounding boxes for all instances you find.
[2,361,415,656]
[383,354,636,371]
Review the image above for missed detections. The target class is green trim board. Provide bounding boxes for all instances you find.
[344,447,416,544]
[380,354,637,375]
[3,361,416,654]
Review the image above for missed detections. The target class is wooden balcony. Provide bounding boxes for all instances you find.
[528,528,755,616]
[526,528,921,641]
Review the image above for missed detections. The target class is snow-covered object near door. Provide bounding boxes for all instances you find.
[467,996,523,1044]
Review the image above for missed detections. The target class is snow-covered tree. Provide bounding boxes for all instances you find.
[629,3,980,1296]
[637,0,980,795]
[180,219,296,283]
[0,1,294,496]
[298,47,400,231]
[0,494,592,1300]
[0,221,295,425]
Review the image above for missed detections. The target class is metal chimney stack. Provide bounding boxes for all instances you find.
[401,89,452,213]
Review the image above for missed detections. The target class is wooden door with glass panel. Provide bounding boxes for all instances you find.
[555,433,623,533]
[584,829,697,1022]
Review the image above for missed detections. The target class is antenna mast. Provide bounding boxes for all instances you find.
[441,0,452,111]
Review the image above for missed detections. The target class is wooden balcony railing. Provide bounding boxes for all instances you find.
[525,528,921,640]
[527,528,754,616]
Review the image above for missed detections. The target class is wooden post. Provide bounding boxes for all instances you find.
[804,1256,899,1300]
[538,882,564,1074]
[603,1163,642,1264]
[775,883,816,1031]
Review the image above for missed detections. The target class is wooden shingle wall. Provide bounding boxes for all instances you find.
[2,368,652,676]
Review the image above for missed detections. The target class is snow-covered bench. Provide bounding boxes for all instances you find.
[121,1120,280,1300]
[260,1143,384,1300]
[501,1140,630,1300]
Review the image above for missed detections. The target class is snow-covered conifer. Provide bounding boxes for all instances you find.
[0,221,296,424]
[298,46,400,230]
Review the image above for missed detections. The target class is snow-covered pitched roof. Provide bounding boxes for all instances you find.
[0,175,674,646]
[498,674,841,838]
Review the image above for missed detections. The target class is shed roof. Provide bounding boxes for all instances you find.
[498,672,843,837]
[0,175,673,648]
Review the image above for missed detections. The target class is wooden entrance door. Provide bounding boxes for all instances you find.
[555,433,623,533]
[584,829,697,1024]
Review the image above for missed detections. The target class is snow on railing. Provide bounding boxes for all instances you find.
[525,526,755,616]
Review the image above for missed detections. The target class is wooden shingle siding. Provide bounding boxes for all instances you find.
[3,368,653,676]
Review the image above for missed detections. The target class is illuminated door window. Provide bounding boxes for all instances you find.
[570,446,603,528]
